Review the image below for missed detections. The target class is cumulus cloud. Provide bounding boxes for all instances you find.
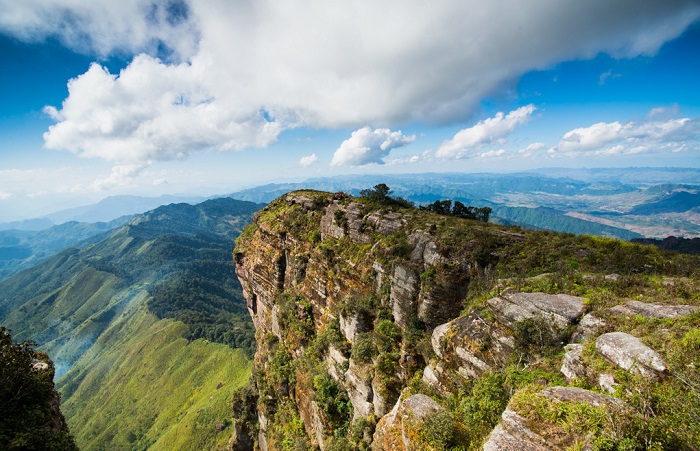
[477,149,506,159]
[43,57,283,162]
[0,0,198,59]
[92,163,148,191]
[330,127,415,166]
[0,191,13,200]
[436,105,536,159]
[299,153,319,167]
[519,142,546,158]
[552,112,699,157]
[1,0,698,162]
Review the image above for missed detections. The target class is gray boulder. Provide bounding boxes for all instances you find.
[595,332,666,379]
[488,292,585,330]
[610,301,699,319]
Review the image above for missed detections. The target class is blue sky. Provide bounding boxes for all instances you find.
[1,1,699,221]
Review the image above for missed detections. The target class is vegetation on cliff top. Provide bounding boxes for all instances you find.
[1,327,78,450]
[234,188,700,450]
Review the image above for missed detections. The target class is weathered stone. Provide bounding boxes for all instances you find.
[326,345,348,382]
[610,301,699,319]
[372,397,403,451]
[539,386,624,409]
[366,211,405,235]
[430,322,450,359]
[417,265,469,327]
[430,312,514,384]
[560,343,585,381]
[598,373,618,394]
[400,394,444,450]
[344,360,374,420]
[285,194,316,212]
[320,204,347,240]
[339,312,371,344]
[487,292,585,330]
[571,313,606,343]
[483,409,548,451]
[390,265,419,328]
[596,332,666,379]
[486,387,626,451]
[372,394,445,451]
[372,377,390,418]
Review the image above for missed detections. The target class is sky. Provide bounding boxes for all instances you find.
[1,0,700,221]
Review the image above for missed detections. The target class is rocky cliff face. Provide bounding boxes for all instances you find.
[233,190,700,450]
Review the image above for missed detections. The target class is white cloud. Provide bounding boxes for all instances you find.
[1,1,698,162]
[0,0,198,59]
[43,57,283,162]
[330,127,415,166]
[92,163,147,191]
[0,191,13,200]
[552,114,699,157]
[599,69,621,85]
[299,153,319,167]
[519,142,546,157]
[477,149,506,159]
[436,105,536,159]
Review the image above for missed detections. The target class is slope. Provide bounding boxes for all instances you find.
[0,197,262,450]
[0,215,132,281]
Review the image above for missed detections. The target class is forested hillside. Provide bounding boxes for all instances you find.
[0,197,261,449]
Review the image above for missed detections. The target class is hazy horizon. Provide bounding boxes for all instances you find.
[2,1,699,221]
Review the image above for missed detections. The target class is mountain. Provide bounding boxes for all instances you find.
[231,172,668,238]
[0,218,55,232]
[628,190,700,215]
[43,194,211,224]
[0,197,262,449]
[0,216,133,281]
[232,190,700,449]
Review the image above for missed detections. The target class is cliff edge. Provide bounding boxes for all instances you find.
[233,190,700,450]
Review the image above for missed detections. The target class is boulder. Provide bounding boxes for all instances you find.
[598,373,618,394]
[560,344,585,381]
[487,292,585,330]
[539,386,624,409]
[610,301,699,319]
[571,312,606,343]
[372,394,445,451]
[483,409,548,451]
[430,312,514,384]
[485,387,626,451]
[595,332,666,379]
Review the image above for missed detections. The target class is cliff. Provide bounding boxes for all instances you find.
[234,190,700,450]
[0,327,78,450]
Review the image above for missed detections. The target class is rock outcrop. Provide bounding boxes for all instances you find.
[595,332,666,379]
[233,190,700,450]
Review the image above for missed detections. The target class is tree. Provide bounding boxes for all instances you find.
[0,327,78,450]
[359,183,392,203]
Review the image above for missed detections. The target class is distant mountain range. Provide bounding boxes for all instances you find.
[229,170,700,238]
[0,194,211,231]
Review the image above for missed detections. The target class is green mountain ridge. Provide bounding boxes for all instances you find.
[0,197,262,449]
[0,216,134,281]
